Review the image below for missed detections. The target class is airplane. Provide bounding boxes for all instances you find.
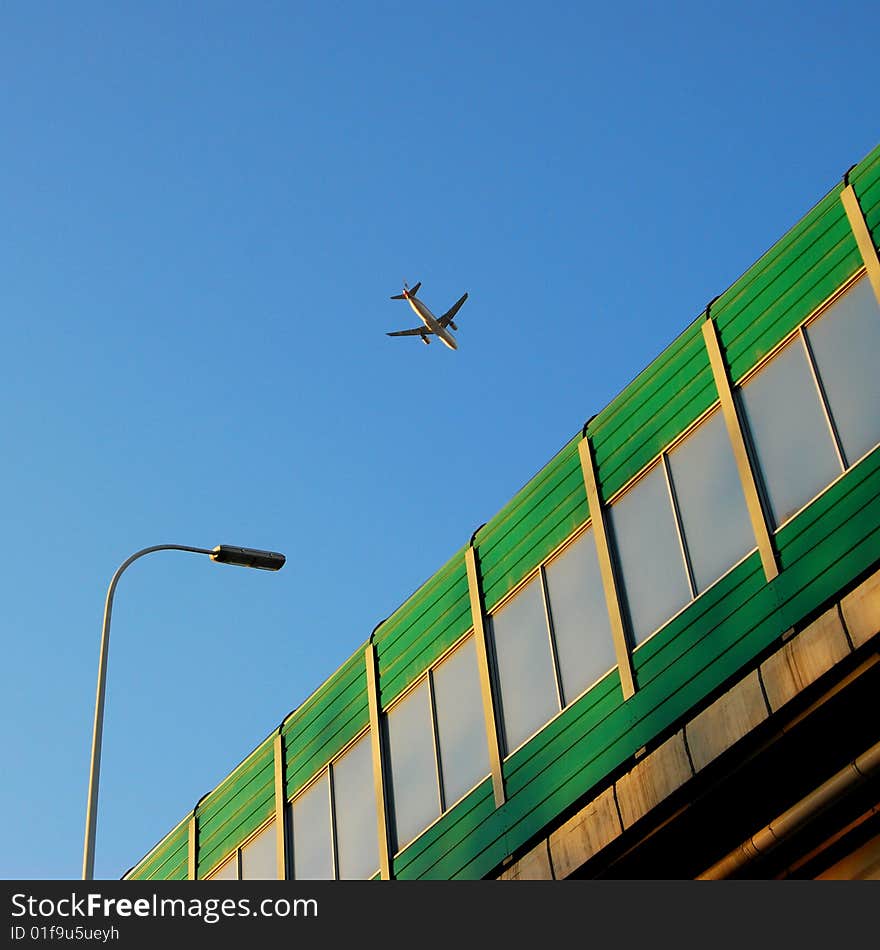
[387,281,468,350]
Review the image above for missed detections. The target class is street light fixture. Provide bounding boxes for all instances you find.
[82,542,285,881]
[209,545,287,571]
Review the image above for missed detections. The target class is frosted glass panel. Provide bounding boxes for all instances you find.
[609,463,691,646]
[240,819,276,880]
[806,276,880,465]
[432,637,490,807]
[385,680,440,850]
[543,527,615,703]
[291,772,334,880]
[490,576,558,754]
[333,733,379,880]
[208,854,237,880]
[667,410,754,593]
[739,337,841,527]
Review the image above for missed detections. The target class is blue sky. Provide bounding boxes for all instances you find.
[1,1,877,880]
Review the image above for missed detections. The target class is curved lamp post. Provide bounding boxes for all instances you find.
[82,543,286,880]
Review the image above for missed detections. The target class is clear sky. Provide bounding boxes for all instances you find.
[1,1,877,880]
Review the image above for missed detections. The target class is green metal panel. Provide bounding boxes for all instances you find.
[125,818,189,881]
[849,142,880,251]
[588,317,716,502]
[630,445,879,735]
[390,778,497,880]
[493,677,632,862]
[475,436,587,613]
[774,450,880,632]
[776,450,879,571]
[196,733,275,878]
[492,701,638,875]
[395,674,630,880]
[501,671,624,801]
[712,187,863,383]
[626,559,779,751]
[631,554,767,691]
[283,647,369,797]
[392,669,622,879]
[373,549,472,708]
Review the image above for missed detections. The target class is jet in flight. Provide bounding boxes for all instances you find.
[387,281,468,350]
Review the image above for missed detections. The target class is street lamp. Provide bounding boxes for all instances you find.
[82,542,286,881]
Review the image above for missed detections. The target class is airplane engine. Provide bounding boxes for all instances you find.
[449,321,458,330]
[421,334,430,345]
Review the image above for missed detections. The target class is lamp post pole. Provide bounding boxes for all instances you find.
[82,543,285,881]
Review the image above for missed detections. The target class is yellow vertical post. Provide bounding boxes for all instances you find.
[273,730,287,880]
[465,544,506,807]
[187,812,197,881]
[577,436,637,699]
[701,317,779,582]
[841,182,880,305]
[365,641,393,879]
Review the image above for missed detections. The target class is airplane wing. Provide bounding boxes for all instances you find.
[386,327,434,337]
[439,292,468,328]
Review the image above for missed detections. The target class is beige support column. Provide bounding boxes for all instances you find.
[841,182,880,305]
[577,437,637,699]
[701,317,779,582]
[365,642,393,879]
[465,544,506,807]
[187,812,197,881]
[273,730,287,880]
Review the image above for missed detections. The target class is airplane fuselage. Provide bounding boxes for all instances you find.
[407,294,458,350]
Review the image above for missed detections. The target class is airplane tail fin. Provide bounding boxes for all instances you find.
[390,280,421,300]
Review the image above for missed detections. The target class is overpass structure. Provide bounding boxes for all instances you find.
[126,140,880,882]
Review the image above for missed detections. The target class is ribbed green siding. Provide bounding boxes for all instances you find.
[475,436,587,612]
[395,672,628,879]
[774,449,880,630]
[283,647,369,796]
[850,141,880,251]
[631,554,767,704]
[485,671,628,876]
[588,317,716,502]
[126,818,188,881]
[196,734,275,878]
[391,778,499,880]
[374,550,472,709]
[712,187,862,384]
